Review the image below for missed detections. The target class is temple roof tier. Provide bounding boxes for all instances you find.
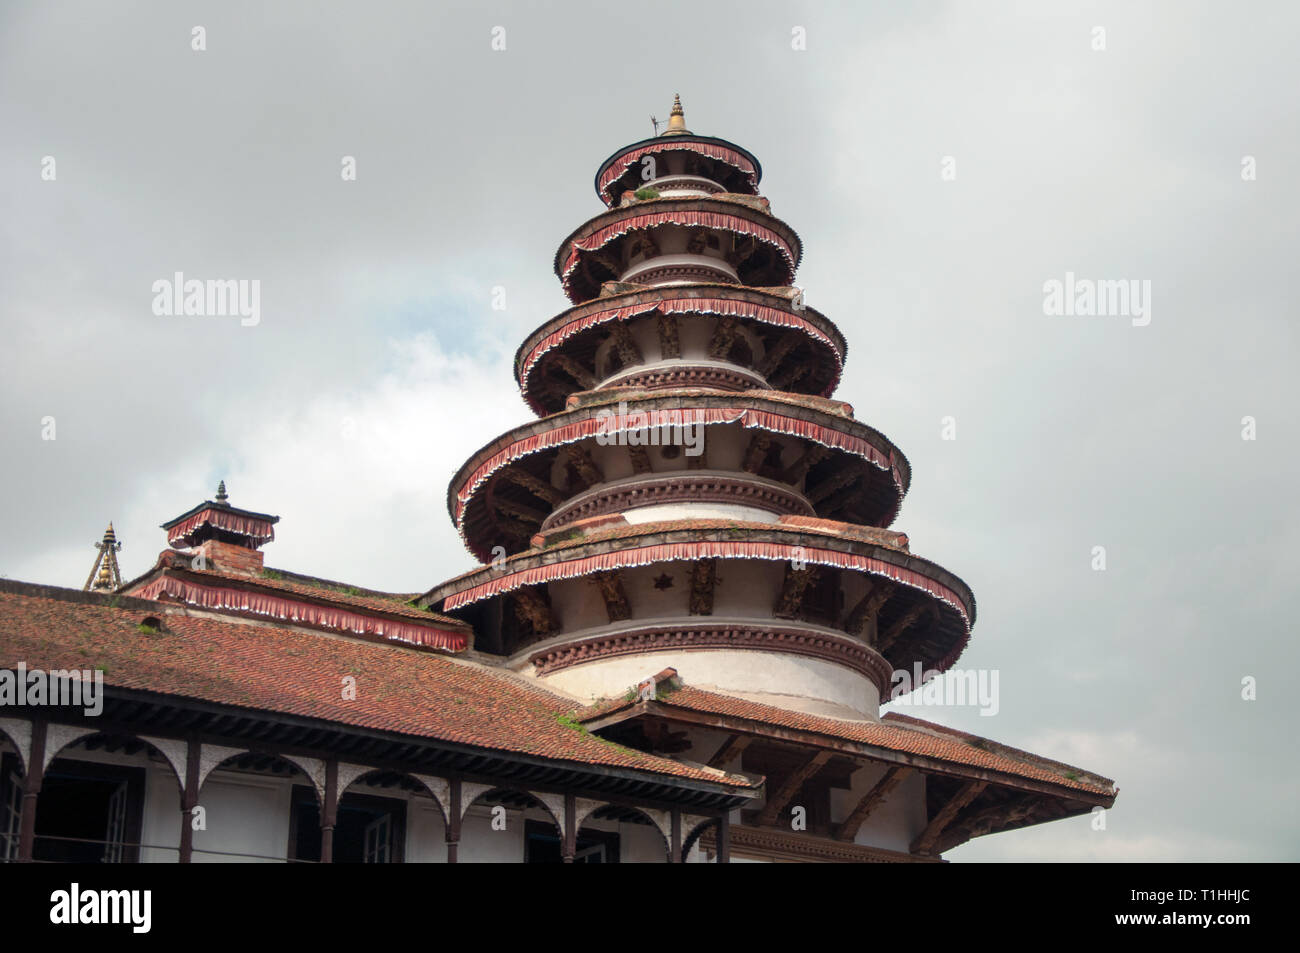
[554,197,802,305]
[447,389,912,563]
[161,482,279,550]
[595,133,762,207]
[419,516,974,680]
[515,284,846,416]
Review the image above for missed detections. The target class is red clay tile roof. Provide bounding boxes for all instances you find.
[575,680,1114,799]
[217,566,465,627]
[0,583,755,790]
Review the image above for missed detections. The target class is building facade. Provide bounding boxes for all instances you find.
[0,99,1116,863]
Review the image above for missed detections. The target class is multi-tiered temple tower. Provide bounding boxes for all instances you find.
[420,98,972,722]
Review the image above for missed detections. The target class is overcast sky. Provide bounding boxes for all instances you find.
[2,1,1297,861]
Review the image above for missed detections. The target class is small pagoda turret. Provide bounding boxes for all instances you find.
[159,479,280,551]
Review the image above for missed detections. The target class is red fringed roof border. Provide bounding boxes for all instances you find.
[165,507,276,547]
[518,296,842,411]
[136,575,467,652]
[442,540,971,633]
[597,142,758,203]
[560,211,797,300]
[453,406,903,527]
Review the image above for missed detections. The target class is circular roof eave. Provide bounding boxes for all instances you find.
[594,134,763,201]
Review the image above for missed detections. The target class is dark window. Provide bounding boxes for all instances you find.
[28,756,145,863]
[288,784,406,863]
[524,818,619,863]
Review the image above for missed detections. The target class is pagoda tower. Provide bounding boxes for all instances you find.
[420,97,975,722]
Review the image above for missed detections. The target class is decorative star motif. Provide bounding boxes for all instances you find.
[653,573,674,590]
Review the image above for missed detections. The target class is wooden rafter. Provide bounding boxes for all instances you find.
[563,444,603,490]
[707,315,739,359]
[493,496,547,525]
[821,483,864,515]
[550,354,596,389]
[756,751,832,827]
[768,362,810,390]
[707,733,750,769]
[773,564,817,620]
[807,466,859,505]
[512,587,557,636]
[844,579,896,638]
[589,570,631,623]
[835,766,912,841]
[688,559,718,615]
[657,313,681,359]
[936,796,1043,853]
[501,468,564,505]
[629,445,653,474]
[610,321,643,365]
[781,444,831,485]
[741,432,772,474]
[759,332,801,377]
[877,602,928,653]
[910,781,987,855]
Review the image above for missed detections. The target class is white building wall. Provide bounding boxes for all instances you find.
[540,648,881,718]
[192,771,291,863]
[833,763,928,854]
[405,798,447,863]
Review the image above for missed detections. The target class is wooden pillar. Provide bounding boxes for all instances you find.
[717,812,730,864]
[446,779,461,864]
[320,759,338,864]
[178,737,201,863]
[17,719,46,863]
[562,793,576,863]
[670,808,682,863]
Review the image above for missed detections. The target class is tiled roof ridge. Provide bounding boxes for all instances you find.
[0,577,160,613]
[261,565,420,603]
[882,712,1117,791]
[125,549,467,629]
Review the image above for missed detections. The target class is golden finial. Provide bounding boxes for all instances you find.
[84,521,124,592]
[662,94,690,136]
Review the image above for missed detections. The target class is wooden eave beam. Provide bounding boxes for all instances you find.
[629,445,653,474]
[877,602,927,653]
[910,780,987,855]
[707,733,750,769]
[844,578,897,638]
[657,312,681,359]
[609,320,643,365]
[759,332,802,377]
[755,750,832,827]
[605,704,1112,805]
[834,766,912,841]
[807,466,859,505]
[741,432,773,474]
[781,444,831,486]
[688,559,718,615]
[550,354,596,389]
[707,315,739,359]
[493,496,548,525]
[501,468,564,505]
[563,443,604,489]
[773,563,817,620]
[589,570,631,623]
